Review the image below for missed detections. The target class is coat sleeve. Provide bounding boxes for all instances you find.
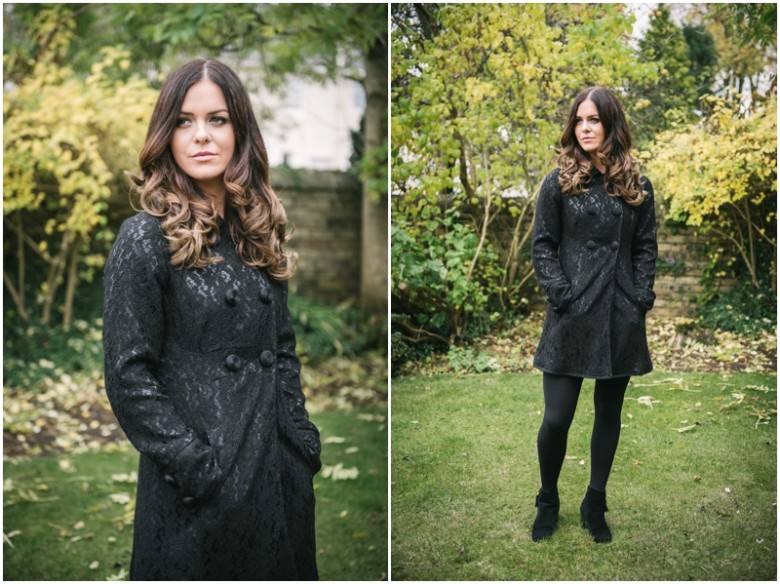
[532,170,573,314]
[103,215,222,504]
[632,178,658,311]
[276,281,322,474]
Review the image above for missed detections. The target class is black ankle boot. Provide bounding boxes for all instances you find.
[580,486,612,543]
[532,488,560,542]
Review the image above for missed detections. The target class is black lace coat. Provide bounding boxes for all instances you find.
[532,168,657,379]
[103,212,321,580]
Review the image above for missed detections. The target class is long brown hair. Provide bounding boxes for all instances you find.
[557,86,646,206]
[129,58,294,279]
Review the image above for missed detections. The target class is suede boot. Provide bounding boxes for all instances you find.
[580,486,612,543]
[531,488,560,542]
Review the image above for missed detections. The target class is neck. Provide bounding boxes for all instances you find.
[591,157,606,174]
[196,181,226,218]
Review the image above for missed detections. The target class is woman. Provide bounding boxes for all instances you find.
[103,59,321,579]
[530,86,657,544]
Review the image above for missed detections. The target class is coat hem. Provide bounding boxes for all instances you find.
[533,363,653,380]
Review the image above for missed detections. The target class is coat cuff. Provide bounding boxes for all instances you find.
[547,280,573,314]
[162,437,223,507]
[634,287,656,311]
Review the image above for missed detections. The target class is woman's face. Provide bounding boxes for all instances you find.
[171,78,236,195]
[574,98,604,155]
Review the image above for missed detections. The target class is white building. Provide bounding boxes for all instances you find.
[253,76,366,171]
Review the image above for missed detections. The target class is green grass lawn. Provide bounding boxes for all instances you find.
[391,371,776,580]
[4,406,387,581]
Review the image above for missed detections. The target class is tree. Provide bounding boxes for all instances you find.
[627,5,717,145]
[645,95,777,290]
[391,3,657,344]
[3,6,158,327]
[690,3,777,111]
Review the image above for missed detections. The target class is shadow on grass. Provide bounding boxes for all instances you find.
[391,371,776,580]
[4,406,387,581]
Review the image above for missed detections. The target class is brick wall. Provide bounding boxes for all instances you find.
[652,229,735,318]
[272,168,362,303]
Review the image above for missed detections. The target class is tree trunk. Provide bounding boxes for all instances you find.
[42,231,74,325]
[62,234,82,329]
[359,33,388,314]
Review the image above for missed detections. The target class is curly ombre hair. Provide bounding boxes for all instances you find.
[129,59,294,279]
[557,86,647,206]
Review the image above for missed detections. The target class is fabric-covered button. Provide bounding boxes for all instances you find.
[586,240,597,250]
[164,474,177,487]
[225,354,242,371]
[587,206,597,216]
[612,207,622,216]
[225,288,239,306]
[182,496,195,507]
[259,350,275,367]
[610,241,619,250]
[259,287,272,304]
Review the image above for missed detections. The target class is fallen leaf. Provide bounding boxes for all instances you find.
[637,396,660,408]
[675,422,700,433]
[89,561,99,570]
[109,493,131,505]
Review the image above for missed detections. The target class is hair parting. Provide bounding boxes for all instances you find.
[128,58,295,279]
[557,86,647,206]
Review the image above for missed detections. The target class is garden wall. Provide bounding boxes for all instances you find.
[272,169,362,303]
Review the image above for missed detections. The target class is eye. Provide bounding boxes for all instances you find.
[210,116,229,125]
[175,117,192,128]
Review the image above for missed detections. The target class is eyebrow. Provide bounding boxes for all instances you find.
[178,109,230,116]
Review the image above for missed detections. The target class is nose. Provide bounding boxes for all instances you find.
[194,122,211,144]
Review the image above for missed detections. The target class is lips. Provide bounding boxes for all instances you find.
[192,151,216,158]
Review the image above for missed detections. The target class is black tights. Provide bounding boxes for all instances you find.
[537,373,629,493]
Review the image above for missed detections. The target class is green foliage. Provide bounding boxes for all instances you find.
[3,6,158,327]
[3,318,104,389]
[391,3,658,343]
[288,295,385,364]
[392,205,503,344]
[696,281,776,335]
[645,95,777,290]
[446,345,498,374]
[629,5,712,144]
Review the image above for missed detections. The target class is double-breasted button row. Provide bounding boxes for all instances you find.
[224,350,275,371]
[225,354,242,371]
[586,240,620,250]
[225,288,239,306]
[224,287,273,305]
[259,287,271,303]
